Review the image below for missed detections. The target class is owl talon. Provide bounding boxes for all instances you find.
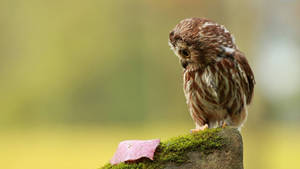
[190,129,201,133]
[191,124,208,133]
[222,122,227,128]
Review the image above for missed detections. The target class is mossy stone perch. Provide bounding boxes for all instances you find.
[101,128,243,169]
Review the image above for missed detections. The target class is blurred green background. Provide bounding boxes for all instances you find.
[1,0,300,169]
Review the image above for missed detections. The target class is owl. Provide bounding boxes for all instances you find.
[169,18,255,132]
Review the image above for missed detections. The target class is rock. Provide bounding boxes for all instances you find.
[101,128,244,169]
[164,128,243,169]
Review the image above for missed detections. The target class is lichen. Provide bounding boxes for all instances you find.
[101,128,226,169]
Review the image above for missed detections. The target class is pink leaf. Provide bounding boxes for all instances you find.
[110,139,160,165]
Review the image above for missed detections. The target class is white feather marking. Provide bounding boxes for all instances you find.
[168,40,175,51]
[216,57,223,62]
[185,78,193,104]
[206,67,218,98]
[219,25,236,45]
[186,79,193,91]
[237,64,248,83]
[202,22,217,28]
[223,46,235,54]
[194,72,201,85]
[194,72,207,98]
[220,25,229,33]
[203,68,211,85]
[231,34,236,44]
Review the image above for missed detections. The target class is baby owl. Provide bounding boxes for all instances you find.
[169,18,255,132]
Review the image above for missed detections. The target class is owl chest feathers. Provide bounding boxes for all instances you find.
[183,60,247,127]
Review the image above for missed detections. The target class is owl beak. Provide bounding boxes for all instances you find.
[180,60,188,69]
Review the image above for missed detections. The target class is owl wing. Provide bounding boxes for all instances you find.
[233,51,255,105]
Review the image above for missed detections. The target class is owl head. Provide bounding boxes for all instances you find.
[169,17,237,70]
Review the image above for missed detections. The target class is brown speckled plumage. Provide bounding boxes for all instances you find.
[169,18,255,130]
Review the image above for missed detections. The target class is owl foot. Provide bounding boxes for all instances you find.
[190,124,208,133]
[222,121,227,128]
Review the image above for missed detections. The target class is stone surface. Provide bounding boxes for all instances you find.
[101,128,244,169]
[164,129,243,169]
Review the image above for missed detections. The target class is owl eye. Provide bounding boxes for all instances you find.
[179,49,190,58]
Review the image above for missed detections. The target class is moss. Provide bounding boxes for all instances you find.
[101,128,226,169]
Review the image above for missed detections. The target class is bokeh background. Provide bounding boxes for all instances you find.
[1,0,300,169]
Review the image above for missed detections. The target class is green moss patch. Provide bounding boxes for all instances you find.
[101,128,226,169]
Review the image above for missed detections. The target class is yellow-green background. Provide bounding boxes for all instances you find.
[1,0,300,169]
